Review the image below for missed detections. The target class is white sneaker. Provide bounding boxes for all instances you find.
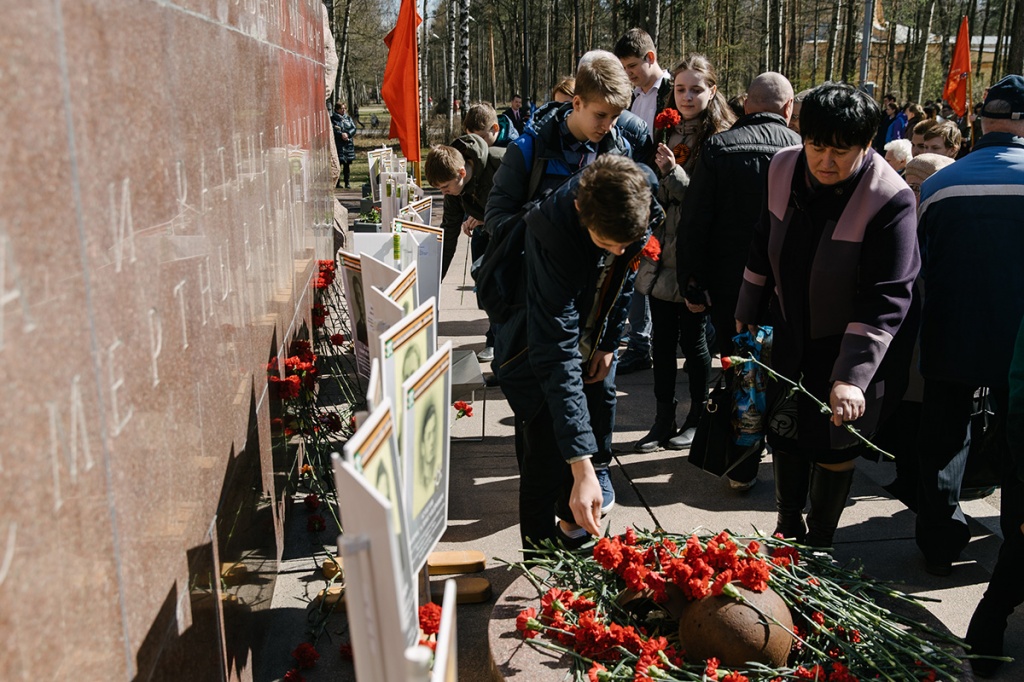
[477,346,494,362]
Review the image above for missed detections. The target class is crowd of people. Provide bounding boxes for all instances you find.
[380,30,1024,677]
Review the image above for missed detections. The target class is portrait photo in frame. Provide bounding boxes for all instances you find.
[401,341,451,573]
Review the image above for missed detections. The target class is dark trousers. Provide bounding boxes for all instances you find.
[916,379,1008,563]
[517,362,617,549]
[470,228,493,346]
[706,279,741,357]
[976,466,1024,626]
[649,296,710,415]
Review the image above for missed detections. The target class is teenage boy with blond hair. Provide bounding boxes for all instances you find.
[485,50,640,518]
[499,155,662,549]
[424,134,504,280]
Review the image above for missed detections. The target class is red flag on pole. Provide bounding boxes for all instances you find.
[942,16,972,118]
[382,0,422,162]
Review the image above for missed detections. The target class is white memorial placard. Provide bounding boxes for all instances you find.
[402,342,452,572]
[367,147,392,203]
[383,260,419,317]
[394,218,443,307]
[339,250,370,377]
[431,579,459,682]
[366,285,405,372]
[379,298,437,438]
[353,232,402,267]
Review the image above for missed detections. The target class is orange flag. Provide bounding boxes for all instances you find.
[942,16,971,117]
[382,0,422,161]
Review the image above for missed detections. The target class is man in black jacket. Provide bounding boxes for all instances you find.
[676,71,800,490]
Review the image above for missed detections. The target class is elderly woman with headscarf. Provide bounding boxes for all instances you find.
[735,83,920,549]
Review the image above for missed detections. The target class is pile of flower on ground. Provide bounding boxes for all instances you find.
[510,528,970,681]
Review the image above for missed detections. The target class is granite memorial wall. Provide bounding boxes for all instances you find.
[0,0,333,679]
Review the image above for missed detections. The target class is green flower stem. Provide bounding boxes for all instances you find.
[727,355,895,460]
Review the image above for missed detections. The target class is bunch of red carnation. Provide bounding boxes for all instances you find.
[517,585,683,670]
[315,259,336,290]
[453,400,473,419]
[267,339,319,401]
[593,529,774,603]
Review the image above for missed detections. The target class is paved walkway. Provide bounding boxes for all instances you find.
[428,192,1020,682]
[293,187,1020,682]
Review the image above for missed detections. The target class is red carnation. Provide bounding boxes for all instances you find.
[654,107,681,131]
[291,642,320,669]
[330,333,346,346]
[304,494,320,511]
[516,607,540,639]
[419,602,442,635]
[338,643,354,660]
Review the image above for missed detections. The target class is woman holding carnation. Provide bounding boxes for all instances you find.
[633,55,736,453]
[734,83,919,547]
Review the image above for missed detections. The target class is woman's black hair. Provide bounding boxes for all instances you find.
[799,82,881,150]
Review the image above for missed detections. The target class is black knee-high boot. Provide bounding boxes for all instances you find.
[805,464,855,548]
[773,450,810,542]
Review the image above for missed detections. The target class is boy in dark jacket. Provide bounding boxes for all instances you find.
[497,155,662,549]
[424,134,505,280]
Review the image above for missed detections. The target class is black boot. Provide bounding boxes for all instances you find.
[965,596,1012,678]
[804,464,855,549]
[773,450,809,542]
[635,401,678,453]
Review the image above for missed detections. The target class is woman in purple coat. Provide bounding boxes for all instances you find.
[734,83,920,549]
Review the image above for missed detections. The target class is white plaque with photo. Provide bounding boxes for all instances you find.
[393,218,443,308]
[401,342,452,573]
[379,298,437,441]
[338,250,370,377]
[366,285,405,373]
[367,147,392,203]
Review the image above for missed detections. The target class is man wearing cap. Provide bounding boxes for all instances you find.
[914,75,1024,624]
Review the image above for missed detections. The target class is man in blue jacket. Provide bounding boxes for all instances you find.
[915,75,1024,582]
[496,155,662,550]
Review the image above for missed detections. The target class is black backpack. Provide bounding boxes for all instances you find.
[472,130,572,324]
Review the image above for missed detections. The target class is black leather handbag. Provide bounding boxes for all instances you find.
[688,374,761,477]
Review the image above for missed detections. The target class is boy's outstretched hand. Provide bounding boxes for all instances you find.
[583,349,615,384]
[569,459,603,536]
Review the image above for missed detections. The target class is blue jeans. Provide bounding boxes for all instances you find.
[625,290,651,355]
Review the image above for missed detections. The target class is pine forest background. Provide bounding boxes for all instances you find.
[325,0,1024,144]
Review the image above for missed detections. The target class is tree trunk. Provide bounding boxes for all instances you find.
[976,0,993,81]
[993,0,1011,82]
[648,0,661,48]
[914,0,936,102]
[448,0,457,135]
[459,0,471,110]
[825,0,842,81]
[336,0,353,102]
[840,0,857,83]
[762,0,770,72]
[489,20,497,105]
[884,2,898,97]
[812,0,821,84]
[1007,0,1024,74]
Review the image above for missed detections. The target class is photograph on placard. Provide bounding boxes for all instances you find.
[367,148,391,203]
[394,218,443,306]
[379,298,437,443]
[339,250,370,376]
[431,579,458,682]
[366,285,404,371]
[342,400,413,583]
[402,342,451,572]
[383,260,418,317]
[333,454,419,678]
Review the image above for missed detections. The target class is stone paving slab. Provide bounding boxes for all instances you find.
[278,189,1021,682]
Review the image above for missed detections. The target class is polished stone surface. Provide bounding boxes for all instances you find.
[0,0,332,679]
